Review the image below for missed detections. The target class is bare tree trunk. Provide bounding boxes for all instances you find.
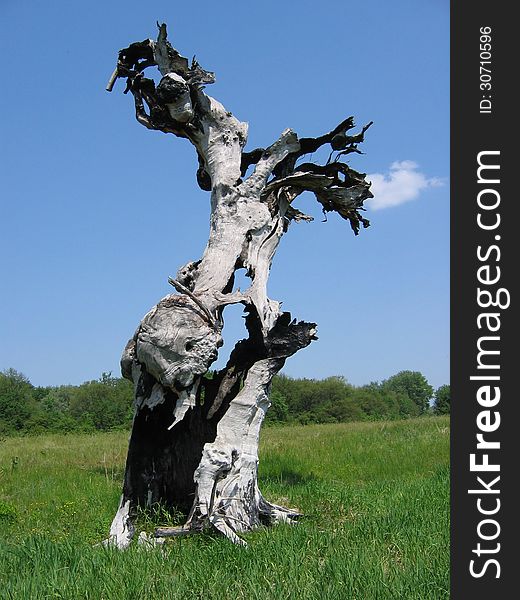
[106,24,373,547]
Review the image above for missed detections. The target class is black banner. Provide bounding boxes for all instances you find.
[451,2,517,597]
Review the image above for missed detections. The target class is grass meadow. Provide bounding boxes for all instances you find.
[0,417,449,599]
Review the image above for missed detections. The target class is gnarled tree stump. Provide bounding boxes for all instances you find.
[106,23,373,547]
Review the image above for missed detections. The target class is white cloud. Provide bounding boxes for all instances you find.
[366,160,443,210]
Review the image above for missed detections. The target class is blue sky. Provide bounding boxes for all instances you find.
[0,0,449,390]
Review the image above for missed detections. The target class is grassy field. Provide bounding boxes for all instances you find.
[0,417,449,599]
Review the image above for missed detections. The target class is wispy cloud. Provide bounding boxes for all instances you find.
[366,160,443,210]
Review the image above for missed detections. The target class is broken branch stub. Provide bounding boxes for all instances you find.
[106,23,373,547]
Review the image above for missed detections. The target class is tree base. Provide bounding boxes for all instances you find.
[106,492,301,548]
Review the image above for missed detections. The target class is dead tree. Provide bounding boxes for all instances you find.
[106,23,373,547]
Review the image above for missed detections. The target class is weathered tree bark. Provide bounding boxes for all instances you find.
[106,23,373,547]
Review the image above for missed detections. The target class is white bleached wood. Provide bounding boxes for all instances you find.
[192,359,277,539]
[168,382,199,429]
[107,498,134,549]
[134,295,222,390]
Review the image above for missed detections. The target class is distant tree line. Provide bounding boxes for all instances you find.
[0,368,450,436]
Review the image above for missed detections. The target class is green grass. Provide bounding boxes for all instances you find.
[0,417,449,599]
